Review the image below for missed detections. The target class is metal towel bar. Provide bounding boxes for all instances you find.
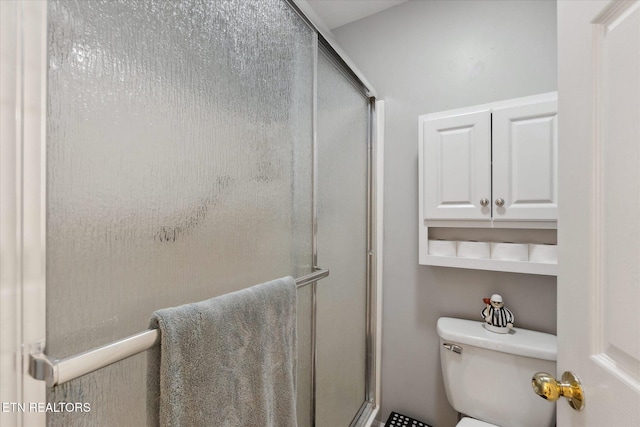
[29,267,329,387]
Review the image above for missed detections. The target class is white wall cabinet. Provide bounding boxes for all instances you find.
[492,98,558,221]
[421,109,491,220]
[418,93,558,275]
[420,92,558,224]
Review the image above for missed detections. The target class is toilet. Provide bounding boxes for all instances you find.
[437,317,557,427]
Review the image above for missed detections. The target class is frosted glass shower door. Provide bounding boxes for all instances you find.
[45,0,315,425]
[316,51,371,426]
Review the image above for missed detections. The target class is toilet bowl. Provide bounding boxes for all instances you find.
[456,417,496,427]
[437,317,557,427]
[456,417,498,427]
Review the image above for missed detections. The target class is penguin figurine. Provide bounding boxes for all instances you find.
[481,294,514,334]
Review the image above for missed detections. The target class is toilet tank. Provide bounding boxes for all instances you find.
[437,317,557,427]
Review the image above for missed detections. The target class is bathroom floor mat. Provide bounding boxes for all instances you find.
[384,411,431,427]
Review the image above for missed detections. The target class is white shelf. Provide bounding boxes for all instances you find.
[423,255,557,276]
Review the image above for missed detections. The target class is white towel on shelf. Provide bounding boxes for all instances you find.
[147,276,298,427]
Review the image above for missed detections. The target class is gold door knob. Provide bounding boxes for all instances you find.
[532,371,585,411]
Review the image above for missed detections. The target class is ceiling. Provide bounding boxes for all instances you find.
[306,0,408,30]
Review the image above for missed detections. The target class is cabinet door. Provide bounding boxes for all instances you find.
[492,99,558,221]
[422,110,491,220]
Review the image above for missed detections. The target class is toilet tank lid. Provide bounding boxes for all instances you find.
[437,317,557,361]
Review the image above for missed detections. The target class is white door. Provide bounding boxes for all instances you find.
[421,110,491,220]
[557,1,640,425]
[492,99,558,221]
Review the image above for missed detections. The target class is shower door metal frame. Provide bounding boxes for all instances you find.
[311,50,379,427]
[314,48,379,426]
[0,2,48,427]
[289,0,381,423]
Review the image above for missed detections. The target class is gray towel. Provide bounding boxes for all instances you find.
[147,277,297,427]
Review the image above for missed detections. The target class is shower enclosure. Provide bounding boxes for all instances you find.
[0,0,380,426]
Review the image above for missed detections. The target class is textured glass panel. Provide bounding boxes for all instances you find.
[296,285,312,427]
[45,0,313,425]
[316,53,369,426]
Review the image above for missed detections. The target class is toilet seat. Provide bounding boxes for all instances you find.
[456,417,498,427]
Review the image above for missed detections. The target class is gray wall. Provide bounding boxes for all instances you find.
[332,1,558,425]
